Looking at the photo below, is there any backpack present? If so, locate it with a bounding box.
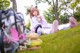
[4,9,26,40]
[4,9,24,34]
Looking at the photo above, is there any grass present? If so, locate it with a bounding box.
[19,22,80,53]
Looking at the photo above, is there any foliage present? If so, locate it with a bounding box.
[19,22,80,53]
[34,0,59,20]
[35,0,74,23]
[71,0,80,22]
[34,0,80,23]
[71,0,80,9]
[74,12,80,21]
[43,7,55,23]
[26,20,31,30]
[74,7,80,21]
[59,0,73,15]
[0,0,10,10]
[59,13,70,24]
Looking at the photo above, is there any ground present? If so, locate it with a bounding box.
[18,22,80,53]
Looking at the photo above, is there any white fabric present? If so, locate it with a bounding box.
[10,16,15,24]
[2,15,14,27]
[30,16,41,30]
[42,24,53,34]
[58,23,71,30]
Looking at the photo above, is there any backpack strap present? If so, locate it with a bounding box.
[16,12,24,23]
[13,11,18,31]
[13,11,22,35]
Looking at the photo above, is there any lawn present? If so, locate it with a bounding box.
[19,22,80,53]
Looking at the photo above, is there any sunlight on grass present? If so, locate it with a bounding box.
[19,22,80,53]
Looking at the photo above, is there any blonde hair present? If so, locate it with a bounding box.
[27,33,39,40]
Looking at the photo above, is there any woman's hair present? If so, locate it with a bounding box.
[30,7,39,18]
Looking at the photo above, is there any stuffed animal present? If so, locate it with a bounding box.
[27,33,43,50]
[18,33,43,51]
[27,33,39,40]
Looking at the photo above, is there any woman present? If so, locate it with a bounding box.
[29,7,58,34]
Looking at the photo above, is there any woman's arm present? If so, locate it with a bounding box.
[40,16,47,25]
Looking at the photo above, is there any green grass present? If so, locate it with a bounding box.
[19,22,80,53]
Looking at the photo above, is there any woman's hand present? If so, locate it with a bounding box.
[37,15,41,22]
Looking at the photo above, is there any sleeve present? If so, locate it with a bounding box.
[40,16,47,25]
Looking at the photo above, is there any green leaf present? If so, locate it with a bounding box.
[0,0,10,10]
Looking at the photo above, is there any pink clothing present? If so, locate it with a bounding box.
[10,27,19,43]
